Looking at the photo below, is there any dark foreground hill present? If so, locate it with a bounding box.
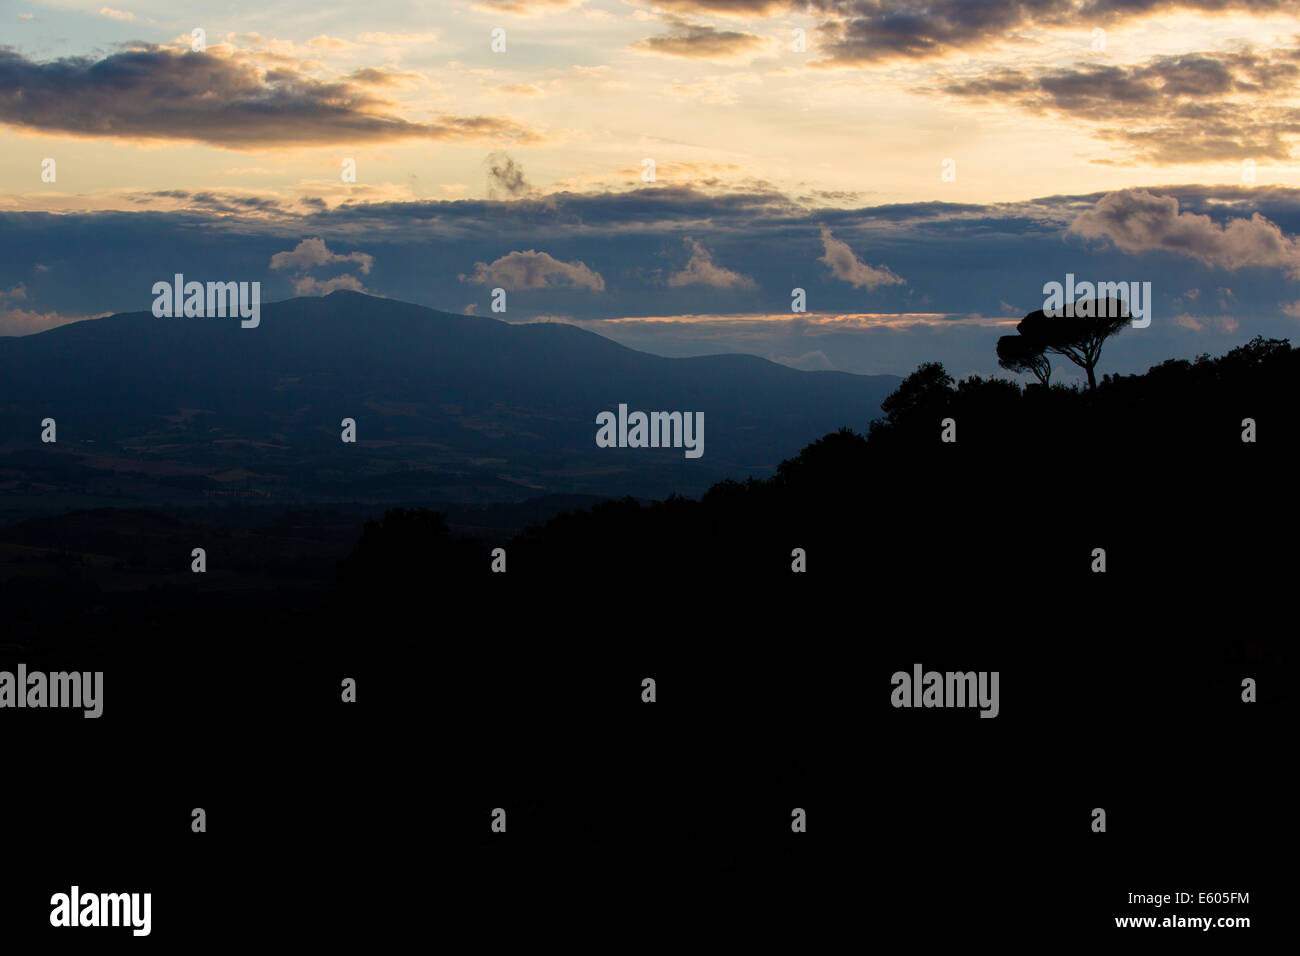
[9,334,1294,653]
[0,289,898,510]
[1,338,1287,942]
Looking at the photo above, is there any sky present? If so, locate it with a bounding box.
[3,0,1300,383]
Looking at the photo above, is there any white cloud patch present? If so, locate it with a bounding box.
[667,238,755,289]
[0,285,104,336]
[1172,312,1239,334]
[1070,190,1300,278]
[817,227,905,291]
[461,250,605,291]
[292,274,366,295]
[1,307,107,336]
[270,238,372,296]
[270,237,373,274]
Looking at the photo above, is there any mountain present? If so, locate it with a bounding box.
[0,290,899,508]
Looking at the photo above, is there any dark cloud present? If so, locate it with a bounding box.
[311,185,806,240]
[940,44,1300,163]
[636,18,767,59]
[299,182,1300,245]
[485,152,532,200]
[644,0,794,13]
[346,67,421,86]
[528,0,1298,66]
[469,0,585,11]
[129,190,295,214]
[0,46,540,148]
[808,0,1294,65]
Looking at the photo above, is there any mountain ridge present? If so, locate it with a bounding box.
[0,290,900,505]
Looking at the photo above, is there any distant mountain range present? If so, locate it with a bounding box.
[0,290,898,511]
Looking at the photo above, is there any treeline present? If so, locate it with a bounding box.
[339,335,1296,635]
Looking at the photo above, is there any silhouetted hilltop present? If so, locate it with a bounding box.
[338,336,1296,640]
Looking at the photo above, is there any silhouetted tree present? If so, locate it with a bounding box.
[1015,297,1129,391]
[1222,335,1291,368]
[879,361,954,424]
[996,334,1051,386]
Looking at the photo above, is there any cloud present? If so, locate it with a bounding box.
[939,44,1300,164]
[471,0,587,13]
[347,67,422,87]
[667,238,756,288]
[131,189,294,216]
[635,18,768,61]
[99,7,136,21]
[0,47,540,148]
[270,238,374,274]
[291,274,366,295]
[817,227,905,290]
[1172,312,1239,333]
[270,238,372,295]
[1070,190,1300,277]
[811,0,1296,66]
[461,250,606,290]
[1,307,107,336]
[641,0,791,14]
[486,153,532,200]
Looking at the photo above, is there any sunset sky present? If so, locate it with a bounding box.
[4,0,1300,381]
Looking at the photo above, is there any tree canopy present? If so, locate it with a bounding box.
[1013,297,1130,391]
[996,334,1051,386]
